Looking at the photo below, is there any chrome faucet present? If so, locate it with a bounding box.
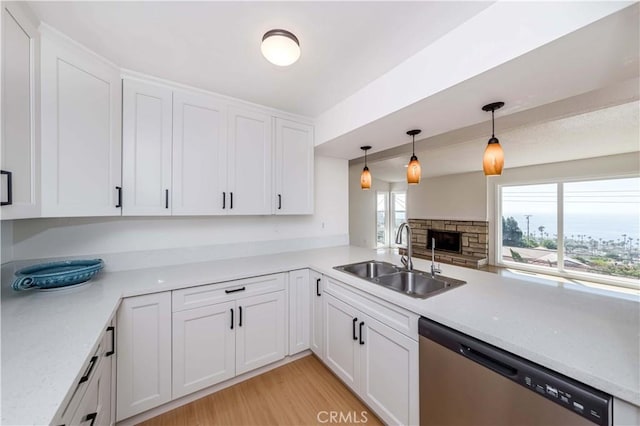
[395,222,413,271]
[430,237,442,278]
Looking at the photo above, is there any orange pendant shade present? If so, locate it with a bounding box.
[483,140,504,176]
[407,156,421,184]
[360,167,372,190]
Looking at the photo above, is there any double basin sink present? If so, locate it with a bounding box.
[334,260,466,299]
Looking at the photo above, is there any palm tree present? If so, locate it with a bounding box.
[538,226,545,242]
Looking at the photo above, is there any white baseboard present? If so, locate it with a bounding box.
[116,350,313,426]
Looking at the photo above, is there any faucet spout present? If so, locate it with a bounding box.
[395,222,413,271]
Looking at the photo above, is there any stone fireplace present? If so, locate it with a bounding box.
[406,219,489,268]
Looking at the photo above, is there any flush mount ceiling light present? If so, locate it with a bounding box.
[360,146,372,190]
[261,29,300,66]
[406,129,422,185]
[482,101,505,176]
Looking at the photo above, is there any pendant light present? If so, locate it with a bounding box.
[482,101,505,176]
[360,146,372,190]
[406,129,422,185]
[261,29,300,66]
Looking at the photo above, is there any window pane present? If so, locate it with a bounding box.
[391,192,406,246]
[376,192,388,247]
[501,184,558,269]
[564,177,640,280]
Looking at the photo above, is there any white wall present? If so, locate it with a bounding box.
[407,171,487,221]
[8,156,349,263]
[349,164,389,249]
[1,221,14,263]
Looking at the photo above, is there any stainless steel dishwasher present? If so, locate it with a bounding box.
[419,317,612,426]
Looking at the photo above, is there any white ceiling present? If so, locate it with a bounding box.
[26,1,492,117]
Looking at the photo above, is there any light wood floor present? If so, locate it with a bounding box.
[140,355,383,426]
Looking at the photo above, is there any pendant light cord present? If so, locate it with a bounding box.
[364,148,367,166]
[412,134,415,155]
[492,109,495,138]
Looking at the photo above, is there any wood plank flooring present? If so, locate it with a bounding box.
[140,355,383,426]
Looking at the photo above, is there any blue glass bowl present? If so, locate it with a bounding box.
[12,259,104,291]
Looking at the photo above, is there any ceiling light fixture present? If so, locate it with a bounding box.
[360,146,372,190]
[482,101,505,176]
[406,129,422,185]
[261,29,300,66]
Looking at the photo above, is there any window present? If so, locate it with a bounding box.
[499,177,639,288]
[376,192,389,248]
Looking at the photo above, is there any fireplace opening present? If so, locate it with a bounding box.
[426,230,462,254]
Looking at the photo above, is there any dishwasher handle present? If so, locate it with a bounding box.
[460,345,518,378]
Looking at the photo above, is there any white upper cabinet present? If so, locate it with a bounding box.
[274,118,314,215]
[227,107,272,215]
[40,28,122,217]
[122,79,173,215]
[1,4,40,219]
[172,90,227,215]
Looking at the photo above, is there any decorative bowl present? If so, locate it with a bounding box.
[12,259,104,291]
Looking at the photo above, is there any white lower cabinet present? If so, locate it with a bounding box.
[324,285,419,426]
[116,292,172,421]
[172,274,286,399]
[288,269,311,355]
[309,271,324,359]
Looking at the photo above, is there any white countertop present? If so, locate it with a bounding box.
[2,245,639,425]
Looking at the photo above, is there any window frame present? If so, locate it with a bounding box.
[494,174,639,291]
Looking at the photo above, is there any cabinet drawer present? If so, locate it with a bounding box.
[172,273,286,312]
[324,277,418,339]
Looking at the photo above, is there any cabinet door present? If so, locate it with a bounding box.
[116,292,172,421]
[324,293,360,391]
[288,269,310,355]
[1,4,39,219]
[309,271,324,359]
[40,30,121,217]
[235,291,286,375]
[122,79,172,215]
[69,357,111,426]
[172,301,236,399]
[274,118,314,215]
[172,90,227,215]
[359,314,419,426]
[227,107,272,215]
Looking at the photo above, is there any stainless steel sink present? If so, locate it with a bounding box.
[334,260,399,279]
[334,260,466,299]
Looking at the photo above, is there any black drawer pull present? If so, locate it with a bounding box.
[352,317,358,340]
[230,308,234,330]
[239,306,243,327]
[222,192,226,209]
[106,326,115,357]
[78,356,98,384]
[165,189,169,209]
[316,278,321,297]
[230,192,233,209]
[359,321,365,345]
[225,286,246,294]
[1,170,12,206]
[277,194,282,210]
[115,186,122,208]
[86,412,97,426]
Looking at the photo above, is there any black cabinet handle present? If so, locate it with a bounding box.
[230,308,234,330]
[225,286,246,294]
[223,192,226,209]
[359,321,365,345]
[115,186,122,208]
[1,170,12,206]
[316,278,321,297]
[230,192,233,209]
[78,356,98,384]
[278,194,282,210]
[352,317,358,340]
[85,412,97,426]
[239,306,242,327]
[106,326,115,357]
[165,189,169,209]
